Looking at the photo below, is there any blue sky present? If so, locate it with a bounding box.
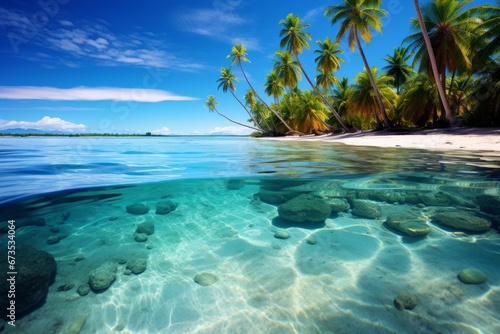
[0,0,494,135]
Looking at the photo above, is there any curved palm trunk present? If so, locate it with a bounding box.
[355,33,393,129]
[213,108,260,132]
[230,90,266,133]
[238,64,295,133]
[294,53,352,133]
[413,0,459,127]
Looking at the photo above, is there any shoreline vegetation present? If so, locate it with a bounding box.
[207,1,500,136]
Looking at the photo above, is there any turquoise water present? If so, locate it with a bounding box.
[0,136,499,334]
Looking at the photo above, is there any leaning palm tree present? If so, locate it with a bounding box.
[227,43,294,132]
[406,0,480,127]
[204,95,260,131]
[279,13,351,132]
[348,67,398,130]
[382,47,414,94]
[325,0,393,129]
[217,67,265,133]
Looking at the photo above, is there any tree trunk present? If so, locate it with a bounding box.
[239,64,295,133]
[355,33,393,129]
[295,52,352,133]
[214,108,260,131]
[413,0,460,127]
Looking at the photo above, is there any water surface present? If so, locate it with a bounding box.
[0,136,499,334]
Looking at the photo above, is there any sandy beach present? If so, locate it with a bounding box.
[261,127,500,152]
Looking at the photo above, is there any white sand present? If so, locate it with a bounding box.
[261,128,500,152]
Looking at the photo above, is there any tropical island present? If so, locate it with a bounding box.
[206,0,499,138]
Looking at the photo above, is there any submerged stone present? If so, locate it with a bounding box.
[258,188,301,204]
[134,232,148,242]
[274,230,290,239]
[155,200,178,215]
[433,210,491,232]
[278,194,331,224]
[394,293,418,310]
[126,258,148,275]
[349,199,382,219]
[305,236,317,245]
[0,246,56,314]
[194,272,219,286]
[136,221,155,235]
[65,315,86,334]
[385,214,430,236]
[458,268,487,284]
[476,195,500,215]
[126,203,150,215]
[88,262,117,291]
[325,198,350,213]
[77,284,90,296]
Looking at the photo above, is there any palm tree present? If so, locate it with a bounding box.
[279,13,351,132]
[272,50,302,93]
[383,47,414,93]
[399,73,439,127]
[333,77,351,117]
[407,0,481,127]
[325,0,393,129]
[348,67,397,129]
[285,90,330,134]
[314,37,343,102]
[473,2,500,63]
[204,95,260,131]
[227,43,294,132]
[264,69,285,105]
[217,67,265,133]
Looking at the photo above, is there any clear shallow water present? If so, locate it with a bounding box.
[0,136,499,334]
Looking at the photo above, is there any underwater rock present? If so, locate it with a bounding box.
[476,195,500,215]
[419,191,475,208]
[305,236,317,245]
[108,216,118,221]
[126,203,150,215]
[394,293,418,310]
[433,210,491,232]
[274,230,290,239]
[156,200,178,215]
[65,315,86,334]
[385,213,430,237]
[325,198,350,213]
[50,226,60,233]
[75,255,86,262]
[77,284,90,296]
[126,258,148,275]
[358,190,406,204]
[278,194,331,224]
[257,188,302,204]
[136,221,155,235]
[194,272,219,286]
[134,232,148,242]
[57,283,74,292]
[0,246,56,314]
[47,235,61,245]
[88,262,117,291]
[349,199,382,219]
[458,268,487,284]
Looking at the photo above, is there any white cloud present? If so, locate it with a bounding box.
[153,127,171,135]
[177,0,261,50]
[0,8,206,71]
[0,116,86,132]
[0,86,199,102]
[303,7,325,23]
[209,126,253,135]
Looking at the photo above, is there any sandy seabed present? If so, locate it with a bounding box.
[261,127,500,152]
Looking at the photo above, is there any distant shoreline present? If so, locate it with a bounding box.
[259,127,500,152]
